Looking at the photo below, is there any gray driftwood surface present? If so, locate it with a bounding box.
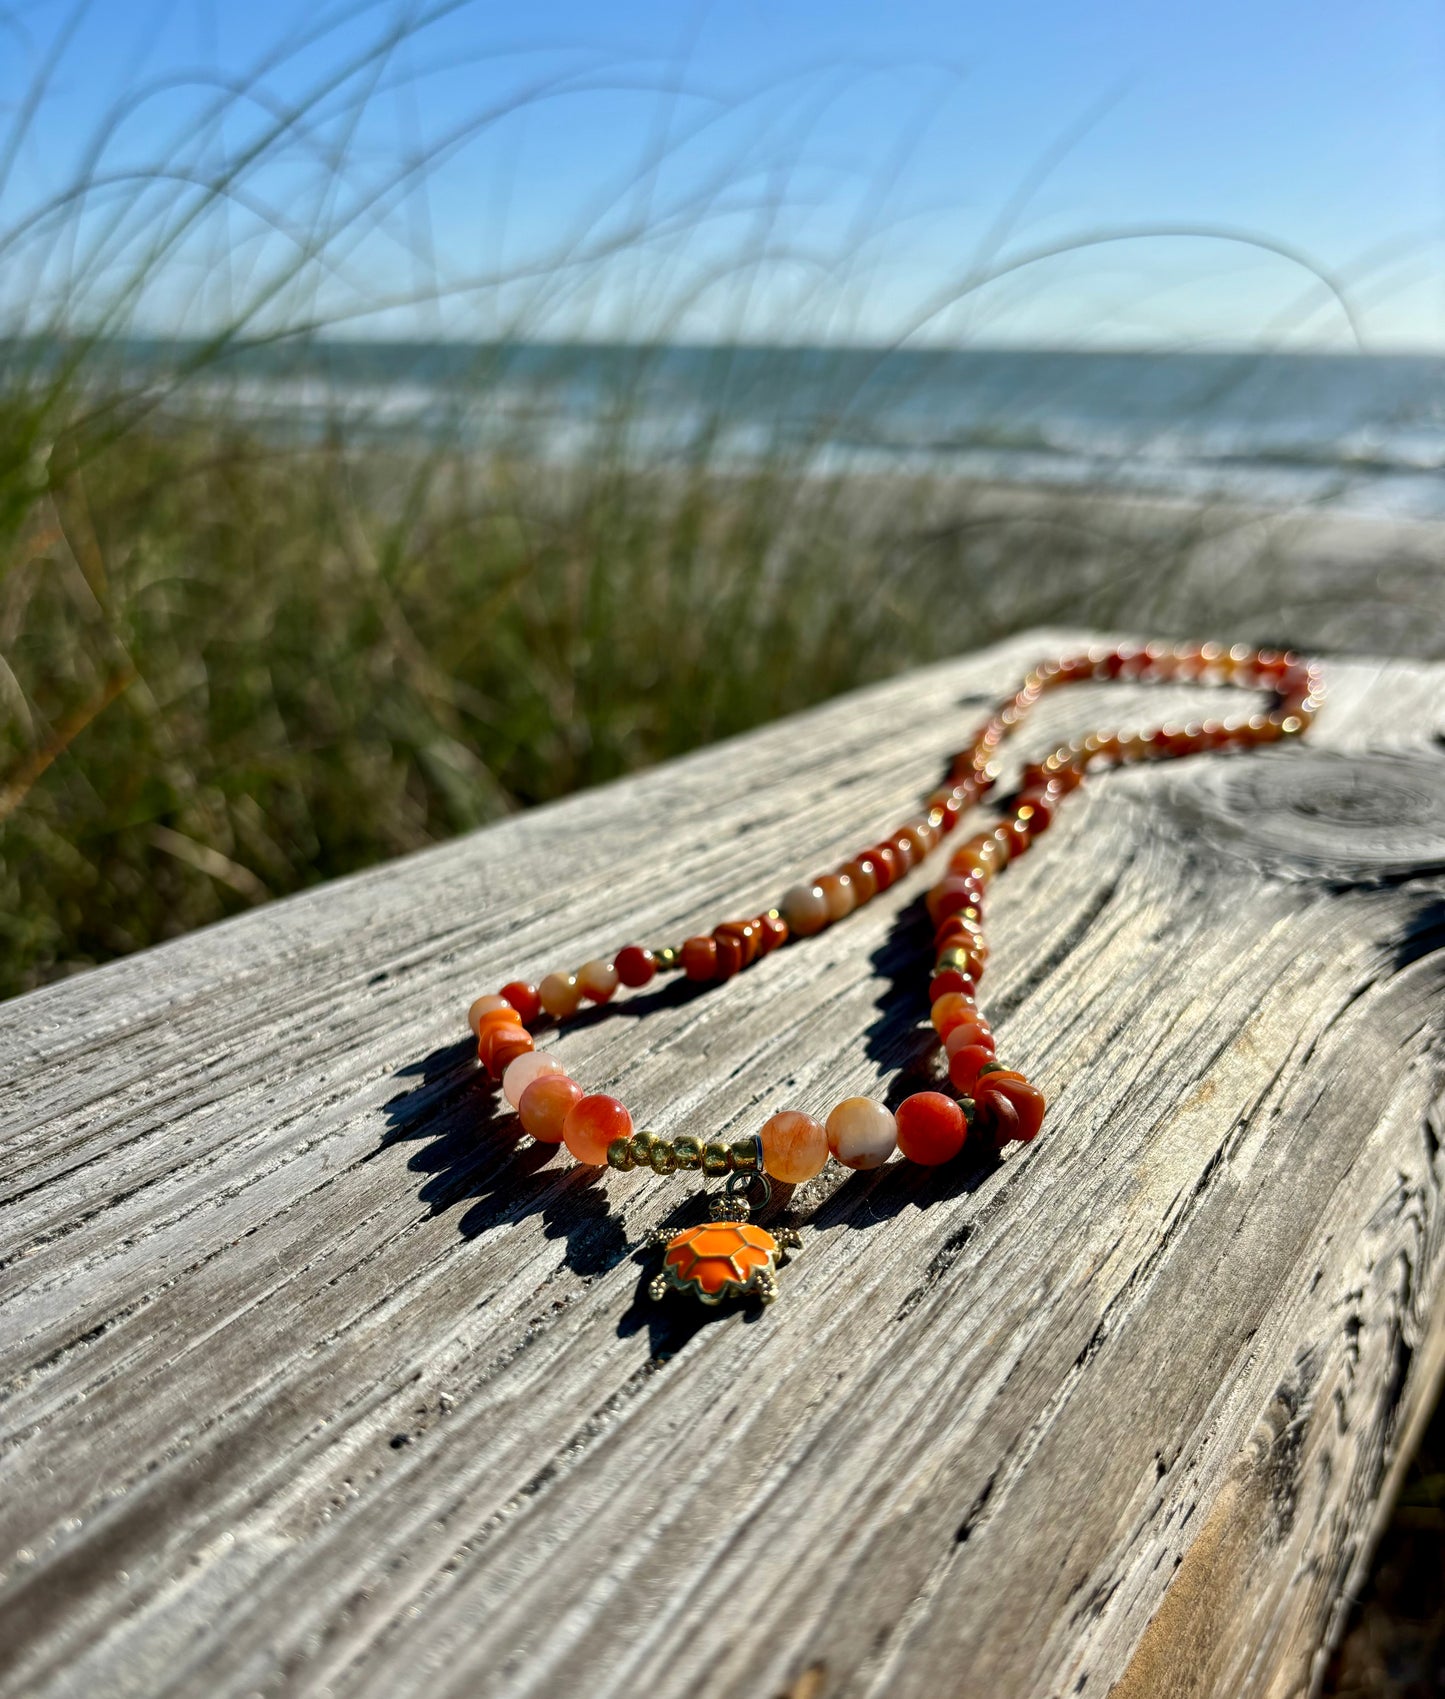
[2,628,1444,1699]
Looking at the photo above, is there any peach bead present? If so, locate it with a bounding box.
[539,972,584,1018]
[577,959,619,1003]
[563,1093,633,1165]
[468,994,511,1035]
[825,1096,897,1169]
[818,873,856,923]
[518,1073,583,1142]
[759,1110,830,1184]
[502,1049,566,1108]
[781,882,830,937]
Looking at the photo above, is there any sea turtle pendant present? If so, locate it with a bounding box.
[648,1196,802,1306]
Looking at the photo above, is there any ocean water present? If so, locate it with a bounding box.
[32,339,1445,519]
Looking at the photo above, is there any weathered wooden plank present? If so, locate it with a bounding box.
[1,630,1442,1699]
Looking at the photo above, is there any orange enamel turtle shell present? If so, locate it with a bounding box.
[659,1221,778,1303]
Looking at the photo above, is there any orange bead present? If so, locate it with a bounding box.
[841,858,878,902]
[947,1043,996,1094]
[562,1093,633,1165]
[757,911,789,951]
[818,873,856,923]
[759,1109,830,1184]
[484,1026,533,1077]
[975,1071,1047,1144]
[895,1092,967,1165]
[476,1007,527,1050]
[498,981,541,1025]
[519,1073,583,1142]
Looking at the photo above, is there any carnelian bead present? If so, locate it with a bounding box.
[870,844,901,888]
[757,912,789,951]
[888,831,915,872]
[895,1092,967,1165]
[975,1071,1046,1144]
[818,873,856,923]
[759,1109,830,1184]
[927,876,983,924]
[717,920,761,965]
[499,981,541,1025]
[562,1093,633,1165]
[931,993,980,1039]
[944,1020,994,1056]
[682,936,718,981]
[841,858,878,903]
[854,849,891,893]
[614,945,656,988]
[476,1006,527,1045]
[714,930,744,979]
[485,1026,533,1077]
[947,1043,996,1094]
[929,968,977,1002]
[519,1073,583,1142]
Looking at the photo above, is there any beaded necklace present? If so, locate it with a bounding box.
[465,641,1323,1306]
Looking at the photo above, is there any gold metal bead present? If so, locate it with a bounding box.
[606,1138,636,1171]
[702,1140,731,1176]
[938,947,969,971]
[628,1129,658,1165]
[729,1137,759,1173]
[649,1139,677,1175]
[653,945,681,972]
[673,1134,703,1171]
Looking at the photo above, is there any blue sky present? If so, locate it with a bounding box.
[2,0,1442,347]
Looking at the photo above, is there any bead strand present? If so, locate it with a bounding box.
[463,642,1322,1185]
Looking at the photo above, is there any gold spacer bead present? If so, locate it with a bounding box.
[938,947,969,972]
[673,1134,703,1171]
[648,1139,677,1175]
[729,1137,759,1173]
[606,1138,636,1171]
[702,1140,732,1176]
[653,945,681,972]
[628,1129,658,1165]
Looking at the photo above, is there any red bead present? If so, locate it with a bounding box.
[947,1043,996,1094]
[713,930,744,979]
[614,945,655,988]
[929,968,977,1002]
[499,981,541,1026]
[681,936,718,981]
[757,912,789,952]
[895,1092,968,1165]
[975,1070,1046,1144]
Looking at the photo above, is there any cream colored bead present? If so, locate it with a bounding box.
[826,1096,897,1170]
[781,882,830,937]
[501,1050,566,1109]
[577,959,619,1003]
[538,971,584,1018]
[468,994,512,1035]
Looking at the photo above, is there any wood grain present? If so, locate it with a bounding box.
[1,630,1443,1699]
